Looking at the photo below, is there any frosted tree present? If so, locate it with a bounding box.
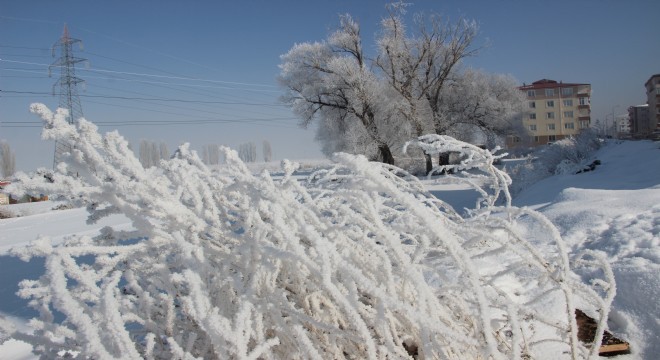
[238,142,257,163]
[209,144,221,165]
[139,140,169,168]
[150,142,160,167]
[281,3,524,173]
[138,139,152,167]
[375,3,478,172]
[201,144,210,165]
[279,15,396,164]
[0,140,16,178]
[262,140,272,162]
[1,104,616,359]
[159,142,169,162]
[440,69,526,148]
[202,144,222,165]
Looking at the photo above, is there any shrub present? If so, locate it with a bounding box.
[1,105,614,359]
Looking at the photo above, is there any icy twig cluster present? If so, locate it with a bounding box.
[1,105,614,359]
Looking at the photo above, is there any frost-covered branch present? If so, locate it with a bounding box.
[3,105,613,359]
[404,134,512,208]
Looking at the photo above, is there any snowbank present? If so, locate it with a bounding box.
[514,139,660,358]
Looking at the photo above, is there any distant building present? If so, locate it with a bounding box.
[644,74,660,135]
[508,79,591,147]
[0,181,10,205]
[614,114,630,137]
[628,104,650,138]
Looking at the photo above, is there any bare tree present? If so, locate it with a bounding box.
[0,141,16,178]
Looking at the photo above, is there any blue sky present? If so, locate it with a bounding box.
[1,0,659,172]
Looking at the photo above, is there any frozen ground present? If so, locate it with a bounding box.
[0,139,658,358]
[512,139,660,359]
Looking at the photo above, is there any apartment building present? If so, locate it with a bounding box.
[628,104,650,137]
[644,74,660,135]
[508,79,591,147]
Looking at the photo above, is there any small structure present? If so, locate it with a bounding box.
[0,181,48,204]
[0,181,10,205]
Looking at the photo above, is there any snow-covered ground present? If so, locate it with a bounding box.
[512,140,660,358]
[0,139,658,358]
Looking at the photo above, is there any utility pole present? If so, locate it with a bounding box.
[49,24,86,169]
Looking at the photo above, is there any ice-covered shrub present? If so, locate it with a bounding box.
[0,207,15,219]
[509,129,602,196]
[1,105,615,359]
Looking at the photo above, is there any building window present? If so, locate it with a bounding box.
[529,124,537,131]
[512,136,521,143]
[561,87,573,96]
[545,88,555,96]
[547,123,556,130]
[527,90,536,97]
[529,113,536,120]
[563,111,574,118]
[547,112,555,119]
[563,99,573,107]
[579,120,589,128]
[546,100,555,107]
[564,122,575,129]
[548,135,557,142]
[534,136,539,142]
[529,101,536,108]
[579,97,589,106]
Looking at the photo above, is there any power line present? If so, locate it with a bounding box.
[1,90,286,106]
[0,44,51,51]
[1,115,299,128]
[0,15,59,25]
[0,53,51,58]
[0,59,279,91]
[0,68,275,105]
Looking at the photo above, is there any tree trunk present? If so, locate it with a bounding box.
[438,152,452,175]
[425,153,433,175]
[378,143,395,165]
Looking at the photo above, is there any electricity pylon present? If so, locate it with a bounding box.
[49,24,86,169]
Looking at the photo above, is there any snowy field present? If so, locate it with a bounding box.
[0,139,658,358]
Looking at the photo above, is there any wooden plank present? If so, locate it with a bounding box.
[599,342,630,355]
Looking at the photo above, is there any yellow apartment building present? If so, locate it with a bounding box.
[509,79,592,147]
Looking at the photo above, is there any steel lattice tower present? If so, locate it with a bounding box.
[49,24,86,169]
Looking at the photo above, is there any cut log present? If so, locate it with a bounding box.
[575,309,630,357]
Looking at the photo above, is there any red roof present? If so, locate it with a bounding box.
[519,79,589,90]
[0,181,10,188]
[645,74,660,87]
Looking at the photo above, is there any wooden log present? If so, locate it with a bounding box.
[575,309,631,356]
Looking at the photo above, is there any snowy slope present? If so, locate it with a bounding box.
[513,140,660,359]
